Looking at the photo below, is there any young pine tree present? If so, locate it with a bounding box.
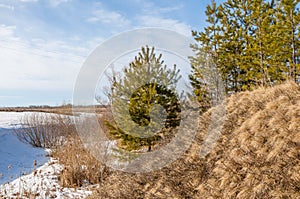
[106,46,181,152]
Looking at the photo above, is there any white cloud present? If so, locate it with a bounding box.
[125,1,190,36]
[155,5,183,14]
[49,0,72,7]
[0,24,89,91]
[132,0,183,15]
[138,16,191,37]
[0,25,16,37]
[18,0,38,2]
[0,0,196,106]
[0,4,14,10]
[87,9,130,27]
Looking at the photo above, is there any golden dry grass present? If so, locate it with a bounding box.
[52,136,111,188]
[88,81,300,199]
[13,111,111,189]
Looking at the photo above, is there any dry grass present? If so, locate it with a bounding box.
[52,136,110,188]
[88,81,300,198]
[13,111,111,190]
[192,81,300,198]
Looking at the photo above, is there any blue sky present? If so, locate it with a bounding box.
[0,0,224,107]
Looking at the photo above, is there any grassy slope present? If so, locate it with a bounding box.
[88,81,300,199]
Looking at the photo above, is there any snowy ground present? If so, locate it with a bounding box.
[0,112,48,185]
[0,157,96,199]
[0,112,96,199]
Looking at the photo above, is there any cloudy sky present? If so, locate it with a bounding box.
[0,0,223,107]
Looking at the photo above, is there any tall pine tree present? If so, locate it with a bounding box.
[190,0,300,98]
[190,0,223,105]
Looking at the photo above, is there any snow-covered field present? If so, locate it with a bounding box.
[0,112,95,199]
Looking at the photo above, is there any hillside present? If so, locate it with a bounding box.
[88,81,300,198]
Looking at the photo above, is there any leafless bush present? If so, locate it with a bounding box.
[14,113,76,148]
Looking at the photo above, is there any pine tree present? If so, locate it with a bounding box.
[190,0,223,104]
[218,0,246,91]
[191,0,300,96]
[189,52,212,111]
[246,0,274,86]
[275,0,300,81]
[106,46,181,151]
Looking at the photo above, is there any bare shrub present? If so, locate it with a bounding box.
[14,113,76,148]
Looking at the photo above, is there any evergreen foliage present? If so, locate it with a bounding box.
[105,46,181,151]
[190,0,300,99]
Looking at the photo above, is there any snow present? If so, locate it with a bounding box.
[0,112,48,185]
[0,112,96,199]
[0,157,95,199]
[0,111,31,128]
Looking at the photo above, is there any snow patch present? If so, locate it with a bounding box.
[0,158,96,199]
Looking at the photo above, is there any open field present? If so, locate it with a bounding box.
[0,105,107,115]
